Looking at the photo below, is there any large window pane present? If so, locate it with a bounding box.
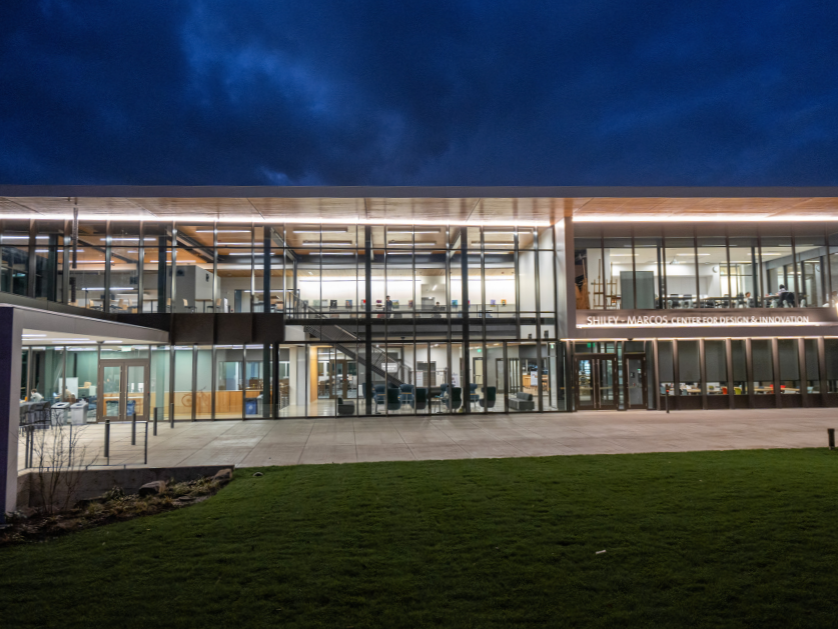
[804,339,820,394]
[663,233,697,309]
[173,346,194,420]
[678,340,700,395]
[761,236,796,308]
[705,340,727,394]
[778,339,800,394]
[696,236,728,308]
[793,227,827,308]
[215,346,243,418]
[731,340,748,395]
[752,339,774,394]
[728,237,760,307]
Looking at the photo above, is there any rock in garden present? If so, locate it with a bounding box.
[212,468,233,484]
[138,481,167,497]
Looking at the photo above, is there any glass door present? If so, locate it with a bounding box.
[574,354,618,410]
[576,358,594,409]
[624,354,647,409]
[101,364,122,420]
[97,360,149,422]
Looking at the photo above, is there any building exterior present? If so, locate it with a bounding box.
[4,185,838,508]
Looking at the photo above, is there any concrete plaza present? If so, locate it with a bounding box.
[18,408,838,471]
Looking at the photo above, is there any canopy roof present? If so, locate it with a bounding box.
[2,186,838,223]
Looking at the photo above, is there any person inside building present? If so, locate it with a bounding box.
[30,389,44,402]
[778,284,796,307]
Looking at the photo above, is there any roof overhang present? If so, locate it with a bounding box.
[2,186,838,224]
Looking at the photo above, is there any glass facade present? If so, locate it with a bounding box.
[10,214,838,419]
[576,223,838,310]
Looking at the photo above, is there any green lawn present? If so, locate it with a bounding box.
[4,449,838,628]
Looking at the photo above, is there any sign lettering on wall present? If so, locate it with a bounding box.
[579,313,815,328]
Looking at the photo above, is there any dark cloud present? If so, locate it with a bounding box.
[1,0,837,185]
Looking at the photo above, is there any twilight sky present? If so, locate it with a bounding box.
[1,1,837,186]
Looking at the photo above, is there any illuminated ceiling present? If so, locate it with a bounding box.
[2,186,838,223]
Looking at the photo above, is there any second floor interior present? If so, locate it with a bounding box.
[5,188,838,337]
[575,222,838,311]
[0,220,559,330]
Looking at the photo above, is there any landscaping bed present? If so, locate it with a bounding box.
[1,469,232,546]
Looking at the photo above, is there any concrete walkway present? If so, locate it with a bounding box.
[18,408,838,470]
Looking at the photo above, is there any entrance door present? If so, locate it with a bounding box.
[624,354,647,409]
[97,360,149,422]
[574,354,617,410]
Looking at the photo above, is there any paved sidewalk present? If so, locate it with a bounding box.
[18,408,838,470]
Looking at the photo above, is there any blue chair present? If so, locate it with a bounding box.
[399,384,415,407]
[372,384,387,411]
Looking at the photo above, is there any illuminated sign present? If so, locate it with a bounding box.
[578,312,821,328]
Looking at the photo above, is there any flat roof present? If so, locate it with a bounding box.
[2,186,838,223]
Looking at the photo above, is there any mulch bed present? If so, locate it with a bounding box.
[1,475,228,546]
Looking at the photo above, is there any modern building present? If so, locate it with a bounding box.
[4,185,838,508]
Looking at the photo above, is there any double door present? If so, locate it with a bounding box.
[575,354,617,410]
[574,353,648,410]
[97,359,149,422]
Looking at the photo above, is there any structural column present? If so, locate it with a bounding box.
[0,307,23,515]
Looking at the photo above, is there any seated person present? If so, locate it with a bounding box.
[29,389,44,402]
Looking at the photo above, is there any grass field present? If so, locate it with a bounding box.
[4,449,838,628]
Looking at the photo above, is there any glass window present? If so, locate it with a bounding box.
[603,236,632,309]
[279,344,306,417]
[245,345,268,418]
[778,339,801,394]
[632,227,663,309]
[752,339,774,394]
[215,346,243,418]
[1,221,31,296]
[825,339,838,393]
[663,232,697,309]
[695,236,728,308]
[704,340,727,395]
[574,227,602,310]
[727,237,761,307]
[678,340,700,396]
[793,227,827,308]
[804,339,820,394]
[761,235,796,308]
[659,340,675,395]
[150,345,170,423]
[141,225,171,313]
[173,346,194,420]
[731,340,747,395]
